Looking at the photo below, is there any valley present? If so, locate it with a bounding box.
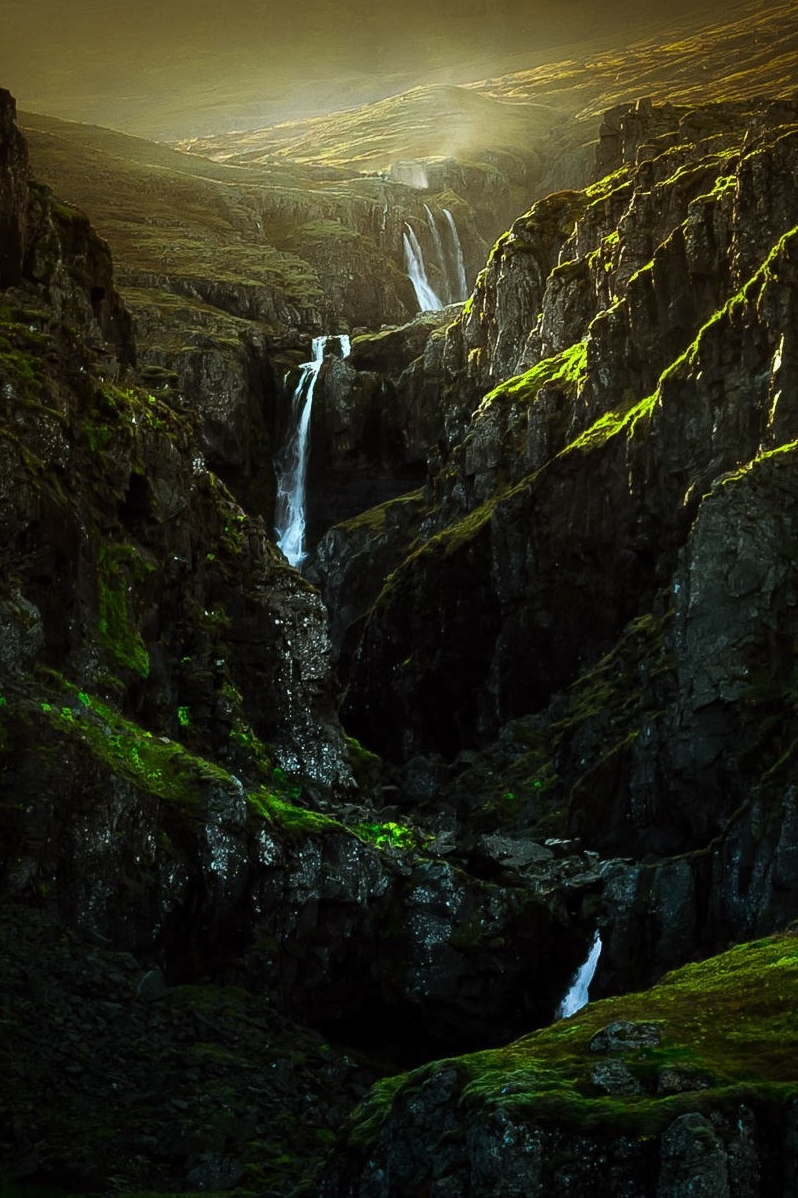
[2,1,798,1194]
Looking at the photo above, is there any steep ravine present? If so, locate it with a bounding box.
[3,73,798,1198]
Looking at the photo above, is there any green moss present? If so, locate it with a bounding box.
[248,786,344,837]
[565,392,658,454]
[477,341,588,415]
[97,542,152,678]
[336,488,425,537]
[354,819,422,853]
[358,932,798,1148]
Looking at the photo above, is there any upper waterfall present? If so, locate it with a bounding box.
[403,223,443,311]
[404,208,469,312]
[443,208,468,302]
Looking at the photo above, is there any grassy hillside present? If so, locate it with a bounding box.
[180,0,797,182]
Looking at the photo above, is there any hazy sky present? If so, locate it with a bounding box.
[0,0,738,139]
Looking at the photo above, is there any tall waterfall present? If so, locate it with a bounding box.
[403,223,442,311]
[557,931,603,1019]
[424,204,450,303]
[274,333,351,567]
[443,208,468,302]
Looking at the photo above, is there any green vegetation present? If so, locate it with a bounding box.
[352,932,798,1148]
[354,819,423,853]
[97,542,152,678]
[477,341,587,415]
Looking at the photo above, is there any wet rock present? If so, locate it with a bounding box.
[589,1021,662,1053]
[136,968,168,1002]
[590,1060,643,1095]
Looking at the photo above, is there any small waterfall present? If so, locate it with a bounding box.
[424,204,450,304]
[443,208,468,301]
[557,931,603,1019]
[403,223,442,312]
[274,334,351,567]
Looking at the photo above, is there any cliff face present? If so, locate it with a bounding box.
[341,96,798,779]
[312,95,798,1198]
[0,90,613,1194]
[308,96,798,1019]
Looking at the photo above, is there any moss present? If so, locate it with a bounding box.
[97,542,152,679]
[335,488,425,537]
[476,341,588,415]
[344,733,382,787]
[33,683,234,810]
[353,819,424,854]
[565,392,658,455]
[248,786,344,837]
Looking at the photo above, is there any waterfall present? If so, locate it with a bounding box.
[557,931,603,1019]
[443,208,468,301]
[424,204,450,304]
[403,223,442,311]
[274,334,351,567]
[404,210,469,311]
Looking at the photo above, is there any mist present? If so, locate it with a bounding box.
[1,0,740,139]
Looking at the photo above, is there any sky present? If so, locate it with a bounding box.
[0,0,737,140]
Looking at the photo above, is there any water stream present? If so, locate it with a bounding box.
[404,208,468,311]
[403,222,443,311]
[557,930,603,1019]
[274,333,351,567]
[443,208,468,301]
[424,204,450,304]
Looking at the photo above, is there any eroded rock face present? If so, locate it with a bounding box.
[342,100,798,769]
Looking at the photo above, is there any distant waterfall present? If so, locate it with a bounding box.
[274,333,351,567]
[424,204,450,303]
[403,223,442,311]
[443,208,468,301]
[404,208,469,312]
[557,931,603,1019]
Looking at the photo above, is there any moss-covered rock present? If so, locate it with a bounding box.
[322,932,798,1197]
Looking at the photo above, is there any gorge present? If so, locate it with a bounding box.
[2,1,798,1195]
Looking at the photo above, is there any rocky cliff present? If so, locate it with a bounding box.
[308,94,798,1189]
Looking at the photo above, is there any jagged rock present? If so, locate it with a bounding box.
[185,1154,244,1191]
[0,88,28,286]
[656,1110,760,1198]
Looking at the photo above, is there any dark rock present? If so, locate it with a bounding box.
[136,968,168,1002]
[590,1060,643,1095]
[589,1021,662,1054]
[185,1153,244,1190]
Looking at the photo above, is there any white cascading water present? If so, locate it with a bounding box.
[403,223,442,311]
[557,930,603,1019]
[443,207,468,302]
[274,333,351,567]
[424,204,450,304]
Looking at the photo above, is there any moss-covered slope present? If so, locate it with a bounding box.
[322,931,798,1197]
